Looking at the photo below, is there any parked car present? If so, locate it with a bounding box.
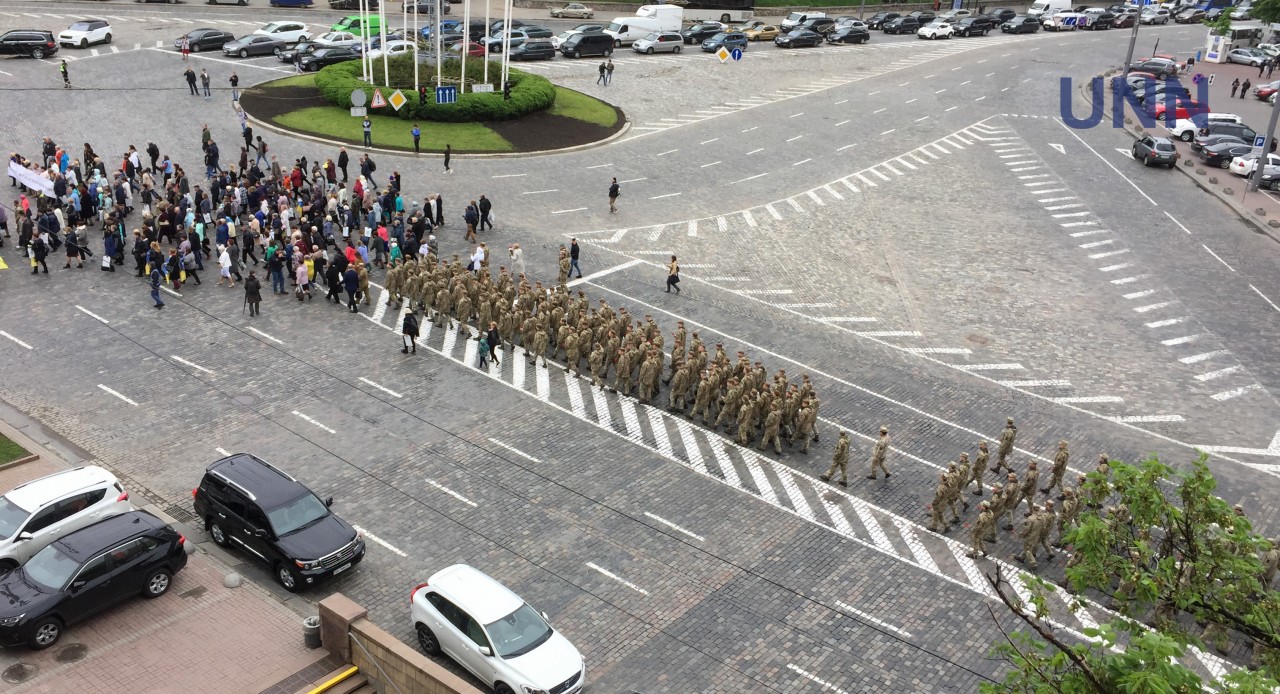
[484,27,552,52]
[58,19,111,48]
[826,24,870,43]
[1167,112,1242,141]
[833,15,867,25]
[412,0,451,13]
[1227,47,1268,67]
[800,17,837,34]
[1193,122,1265,154]
[1150,97,1205,120]
[411,564,585,694]
[0,466,131,572]
[743,24,780,41]
[331,14,382,37]
[560,31,612,57]
[353,32,403,54]
[1231,2,1253,19]
[939,8,973,20]
[489,19,526,33]
[1128,58,1178,76]
[330,0,377,9]
[1132,134,1180,167]
[268,0,314,6]
[1255,80,1280,100]
[1080,8,1115,28]
[1230,152,1280,177]
[1140,7,1171,23]
[0,30,58,59]
[254,21,309,45]
[313,31,360,48]
[1198,141,1254,168]
[680,22,725,44]
[508,39,554,60]
[701,31,747,52]
[0,511,186,650]
[173,28,234,53]
[954,16,995,35]
[551,3,593,19]
[882,16,921,33]
[908,10,938,23]
[366,39,416,60]
[774,29,823,47]
[191,453,365,591]
[446,39,485,57]
[1174,7,1205,22]
[571,23,605,33]
[917,20,954,39]
[278,40,318,62]
[865,12,901,29]
[1113,12,1137,27]
[1001,15,1041,32]
[986,7,1019,22]
[223,34,284,57]
[632,30,683,53]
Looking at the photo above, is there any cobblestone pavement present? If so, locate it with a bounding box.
[0,3,1277,691]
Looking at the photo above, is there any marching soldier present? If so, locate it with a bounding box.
[996,473,1019,530]
[927,472,950,533]
[588,342,605,387]
[942,462,964,525]
[689,371,715,423]
[1011,461,1038,518]
[995,417,1017,475]
[967,501,995,558]
[564,331,581,376]
[1052,488,1080,548]
[867,426,891,480]
[1042,440,1069,497]
[791,399,815,454]
[821,431,851,487]
[735,400,755,448]
[970,441,990,496]
[668,365,693,413]
[530,325,549,368]
[758,404,783,455]
[638,352,660,404]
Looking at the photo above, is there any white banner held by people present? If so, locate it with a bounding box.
[8,161,54,197]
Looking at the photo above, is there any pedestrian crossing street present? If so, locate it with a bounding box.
[349,283,1228,681]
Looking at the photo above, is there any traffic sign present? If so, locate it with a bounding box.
[1257,135,1268,148]
[1209,73,1216,85]
[436,86,458,104]
[471,83,494,93]
[388,89,407,111]
[715,46,730,63]
[350,107,367,117]
[730,47,743,61]
[350,89,367,107]
[370,88,387,108]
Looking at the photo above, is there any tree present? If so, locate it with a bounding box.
[1203,12,1232,37]
[981,455,1280,692]
[1250,0,1280,26]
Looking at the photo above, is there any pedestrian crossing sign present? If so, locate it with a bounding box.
[370,88,387,108]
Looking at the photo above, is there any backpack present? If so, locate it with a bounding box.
[367,158,376,173]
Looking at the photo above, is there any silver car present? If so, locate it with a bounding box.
[632,30,683,54]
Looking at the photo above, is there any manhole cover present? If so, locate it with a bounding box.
[3,663,37,684]
[233,394,258,406]
[55,643,87,663]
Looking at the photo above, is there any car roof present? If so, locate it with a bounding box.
[428,564,524,624]
[205,453,306,509]
[53,510,164,562]
[6,465,117,513]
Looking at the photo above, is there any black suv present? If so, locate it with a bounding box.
[1001,15,1041,33]
[986,7,1018,22]
[882,16,921,33]
[866,11,901,29]
[908,10,937,23]
[192,453,365,592]
[0,511,187,650]
[800,17,837,34]
[953,16,995,36]
[0,30,58,59]
[681,23,724,44]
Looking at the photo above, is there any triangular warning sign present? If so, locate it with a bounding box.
[370,88,387,108]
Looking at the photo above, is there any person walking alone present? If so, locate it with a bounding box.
[569,238,582,278]
[229,71,239,101]
[60,60,69,89]
[200,69,212,100]
[362,117,372,147]
[443,144,452,174]
[149,262,164,309]
[608,177,620,213]
[478,194,492,231]
[410,124,421,155]
[244,270,262,316]
[402,311,419,353]
[665,254,680,294]
[180,35,190,60]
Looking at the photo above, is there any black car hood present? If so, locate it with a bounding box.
[275,513,356,561]
[0,569,56,619]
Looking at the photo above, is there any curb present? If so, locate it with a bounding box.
[243,93,633,160]
[1076,74,1280,245]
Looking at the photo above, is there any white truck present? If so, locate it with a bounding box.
[605,4,683,46]
[1027,0,1072,17]
[781,11,826,30]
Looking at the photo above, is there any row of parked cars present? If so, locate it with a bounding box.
[0,454,585,694]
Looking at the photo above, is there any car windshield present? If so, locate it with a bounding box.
[1155,143,1176,152]
[486,603,554,658]
[927,19,948,26]
[641,32,659,41]
[24,543,79,591]
[0,497,28,540]
[267,493,330,536]
[786,12,804,20]
[709,32,728,40]
[68,22,95,31]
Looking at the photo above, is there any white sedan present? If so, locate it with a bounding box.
[1140,8,1171,23]
[253,21,310,45]
[938,8,972,20]
[917,20,954,39]
[366,39,415,59]
[1230,153,1280,177]
[313,31,359,48]
[551,3,593,19]
[58,19,112,48]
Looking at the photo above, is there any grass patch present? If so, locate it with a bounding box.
[549,87,618,128]
[272,107,513,152]
[268,74,318,88]
[0,434,29,466]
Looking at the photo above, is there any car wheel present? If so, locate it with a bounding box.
[207,519,231,547]
[28,617,62,650]
[80,38,88,48]
[240,48,249,58]
[239,0,247,4]
[191,43,201,53]
[1221,160,1231,169]
[586,13,592,18]
[674,45,682,53]
[416,624,441,654]
[308,63,319,71]
[1143,156,1152,166]
[104,33,112,44]
[0,559,17,573]
[1132,148,1140,160]
[572,49,580,57]
[142,569,172,598]
[605,48,612,56]
[646,47,653,54]
[551,11,558,17]
[614,39,621,47]
[1180,131,1194,142]
[494,685,516,694]
[31,48,44,59]
[274,46,283,56]
[720,13,731,23]
[276,563,303,592]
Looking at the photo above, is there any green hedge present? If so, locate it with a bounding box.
[314,55,556,123]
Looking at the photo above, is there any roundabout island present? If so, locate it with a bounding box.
[239,55,626,154]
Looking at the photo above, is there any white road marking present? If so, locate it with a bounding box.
[998,380,1071,387]
[835,120,851,127]
[700,161,721,168]
[488,437,543,463]
[1251,284,1280,312]
[1111,276,1146,286]
[915,116,930,122]
[1133,301,1174,313]
[358,377,403,398]
[1123,289,1158,300]
[855,331,921,338]
[171,355,212,374]
[1079,239,1114,249]
[1052,396,1124,404]
[1212,384,1262,401]
[425,479,478,507]
[835,600,913,638]
[793,158,812,166]
[352,525,410,556]
[1108,415,1184,423]
[880,128,896,135]
[584,164,610,170]
[819,317,878,323]
[1099,263,1132,272]
[743,456,780,505]
[1145,317,1184,327]
[1180,350,1228,364]
[215,447,231,457]
[904,347,971,354]
[0,331,33,350]
[644,511,705,542]
[1160,335,1200,346]
[766,204,783,220]
[787,664,850,694]
[521,189,559,195]
[1195,365,1243,381]
[144,47,289,72]
[738,289,794,295]
[247,326,283,344]
[730,173,768,185]
[567,259,644,287]
[1057,118,1157,206]
[1201,244,1236,271]
[292,410,336,434]
[160,286,182,298]
[700,137,719,145]
[657,149,678,156]
[552,207,588,214]
[1163,211,1192,234]
[585,562,649,595]
[650,192,681,200]
[1071,229,1109,237]
[98,384,138,407]
[76,305,109,324]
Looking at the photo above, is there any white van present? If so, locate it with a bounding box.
[1043,10,1085,29]
[781,11,827,30]
[1027,0,1072,17]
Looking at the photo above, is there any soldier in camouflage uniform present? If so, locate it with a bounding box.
[970,441,990,496]
[968,501,995,558]
[867,426,891,480]
[821,431,851,487]
[1042,440,1069,497]
[791,400,814,454]
[927,472,950,533]
[758,403,783,455]
[1010,461,1039,518]
[689,372,716,424]
[736,400,755,448]
[713,378,742,432]
[613,348,634,395]
[563,332,581,376]
[996,472,1019,530]
[530,325,549,368]
[668,366,693,413]
[433,286,453,329]
[941,462,964,524]
[588,343,606,387]
[1053,487,1080,548]
[994,417,1017,475]
[638,352,660,404]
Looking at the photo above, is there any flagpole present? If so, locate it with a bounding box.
[380,0,389,86]
[484,0,491,83]
[434,0,442,89]
[461,0,470,94]
[413,2,420,93]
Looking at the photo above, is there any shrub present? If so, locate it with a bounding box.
[313,55,555,122]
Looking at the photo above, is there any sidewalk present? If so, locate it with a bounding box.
[0,404,332,694]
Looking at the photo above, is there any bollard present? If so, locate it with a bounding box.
[303,615,322,649]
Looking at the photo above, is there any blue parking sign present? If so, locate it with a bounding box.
[436,86,458,104]
[1256,135,1268,148]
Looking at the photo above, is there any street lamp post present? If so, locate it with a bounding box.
[1249,89,1280,192]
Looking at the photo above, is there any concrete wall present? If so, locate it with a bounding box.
[509,0,1001,19]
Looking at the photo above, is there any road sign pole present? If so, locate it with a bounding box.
[502,0,512,85]
[380,0,389,86]
[859,0,866,19]
[435,0,442,89]
[484,0,491,83]
[413,2,419,93]
[461,0,469,94]
[1121,10,1142,83]
[1249,90,1280,192]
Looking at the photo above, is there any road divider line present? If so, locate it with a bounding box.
[1145,317,1184,327]
[650,192,681,200]
[1052,395,1124,404]
[171,355,212,374]
[552,207,588,214]
[1201,244,1236,271]
[215,447,231,457]
[358,377,404,398]
[958,363,1025,371]
[1194,365,1242,382]
[521,189,559,195]
[76,305,109,324]
[0,331,32,350]
[787,664,851,694]
[292,410,335,434]
[997,379,1071,387]
[352,525,410,556]
[488,437,543,463]
[247,326,283,344]
[1251,284,1280,312]
[98,384,139,406]
[585,562,649,595]
[643,512,705,542]
[730,172,768,185]
[1179,350,1228,364]
[1211,384,1262,401]
[425,479,478,508]
[1107,415,1184,423]
[492,173,527,178]
[568,259,644,287]
[834,599,914,638]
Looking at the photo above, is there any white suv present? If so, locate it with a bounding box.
[411,564,584,694]
[0,465,131,571]
[1167,113,1243,142]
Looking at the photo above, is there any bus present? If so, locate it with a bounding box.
[664,0,754,24]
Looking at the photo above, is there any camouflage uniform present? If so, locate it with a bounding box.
[927,472,950,533]
[1042,441,1069,497]
[821,431,851,486]
[588,344,605,387]
[995,417,1017,474]
[968,502,995,558]
[970,442,990,496]
[867,426,890,480]
[758,405,782,454]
